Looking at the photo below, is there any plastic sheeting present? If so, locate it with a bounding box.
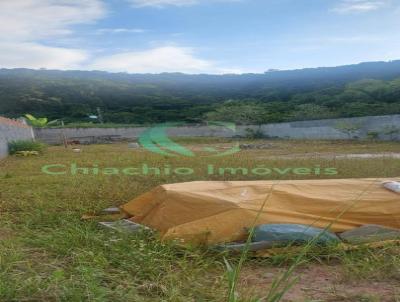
[121,179,400,245]
[253,224,339,245]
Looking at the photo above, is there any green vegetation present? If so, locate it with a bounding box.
[7,140,46,155]
[24,114,58,128]
[1,61,400,125]
[1,140,400,301]
[334,121,363,139]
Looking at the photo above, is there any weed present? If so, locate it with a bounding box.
[8,140,46,155]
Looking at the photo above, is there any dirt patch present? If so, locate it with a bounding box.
[240,264,399,301]
[0,228,14,241]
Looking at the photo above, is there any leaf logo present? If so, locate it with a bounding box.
[138,122,240,157]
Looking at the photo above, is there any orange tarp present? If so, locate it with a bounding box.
[121,179,400,245]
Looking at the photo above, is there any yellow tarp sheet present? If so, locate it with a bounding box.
[121,179,400,245]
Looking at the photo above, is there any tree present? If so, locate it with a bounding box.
[366,131,380,141]
[290,104,334,121]
[1,65,400,125]
[205,102,267,125]
[25,114,58,128]
[335,121,363,139]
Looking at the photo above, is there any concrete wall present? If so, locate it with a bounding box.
[0,117,35,158]
[34,127,147,145]
[258,114,400,140]
[34,114,400,145]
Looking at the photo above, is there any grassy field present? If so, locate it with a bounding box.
[1,139,400,301]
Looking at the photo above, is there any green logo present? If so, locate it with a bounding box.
[138,122,240,157]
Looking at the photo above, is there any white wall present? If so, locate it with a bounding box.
[0,117,35,158]
[34,114,400,145]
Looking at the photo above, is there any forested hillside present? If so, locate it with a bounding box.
[1,60,400,125]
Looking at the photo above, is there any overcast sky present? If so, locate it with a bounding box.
[1,0,400,74]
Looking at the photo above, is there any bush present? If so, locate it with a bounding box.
[367,131,380,140]
[8,140,46,155]
[244,127,264,139]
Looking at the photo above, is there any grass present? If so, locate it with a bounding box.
[1,139,400,301]
[7,140,46,155]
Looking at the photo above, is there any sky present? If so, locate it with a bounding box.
[1,0,400,74]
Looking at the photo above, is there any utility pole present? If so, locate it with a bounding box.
[96,107,104,124]
[61,120,68,148]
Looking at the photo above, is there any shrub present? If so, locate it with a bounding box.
[335,122,363,139]
[8,140,46,155]
[367,131,380,140]
[245,127,264,139]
